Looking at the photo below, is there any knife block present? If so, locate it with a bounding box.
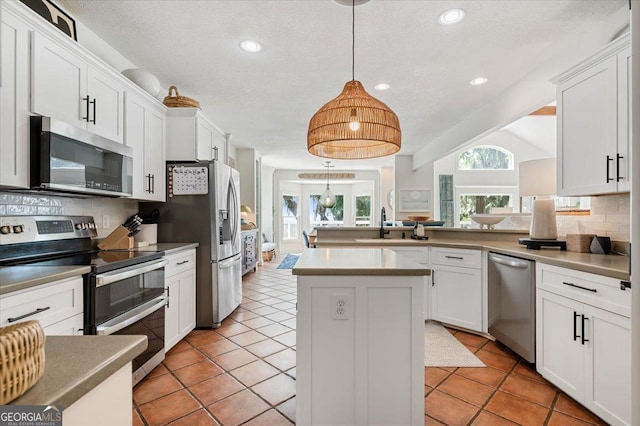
[98,225,134,250]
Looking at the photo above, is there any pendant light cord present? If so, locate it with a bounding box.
[326,162,330,189]
[352,0,355,81]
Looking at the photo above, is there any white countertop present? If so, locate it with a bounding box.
[292,248,431,276]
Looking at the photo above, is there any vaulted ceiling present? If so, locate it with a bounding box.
[59,0,625,171]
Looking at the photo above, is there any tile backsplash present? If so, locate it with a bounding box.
[471,193,631,242]
[0,191,138,238]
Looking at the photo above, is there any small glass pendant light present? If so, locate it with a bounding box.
[320,161,336,208]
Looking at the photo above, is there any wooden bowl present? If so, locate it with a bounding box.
[407,216,430,222]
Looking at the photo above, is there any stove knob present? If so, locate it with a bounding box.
[0,225,11,234]
[13,225,24,234]
[75,223,83,230]
[82,223,88,229]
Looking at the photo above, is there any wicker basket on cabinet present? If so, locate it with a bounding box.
[162,86,200,108]
[0,320,46,404]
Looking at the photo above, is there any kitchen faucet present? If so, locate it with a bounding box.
[379,207,390,239]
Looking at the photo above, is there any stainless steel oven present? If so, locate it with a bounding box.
[89,258,169,385]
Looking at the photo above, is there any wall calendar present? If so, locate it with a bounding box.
[168,166,209,196]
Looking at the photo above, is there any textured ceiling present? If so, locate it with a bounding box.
[58,0,625,171]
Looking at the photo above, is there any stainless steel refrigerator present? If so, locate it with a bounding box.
[144,161,242,328]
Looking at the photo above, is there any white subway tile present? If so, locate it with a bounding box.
[6,205,37,215]
[0,193,22,205]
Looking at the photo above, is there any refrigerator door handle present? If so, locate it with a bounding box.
[219,254,242,269]
[228,177,239,244]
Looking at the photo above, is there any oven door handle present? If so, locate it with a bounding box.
[96,296,166,336]
[95,259,169,287]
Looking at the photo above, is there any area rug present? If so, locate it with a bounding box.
[425,321,485,367]
[277,254,300,269]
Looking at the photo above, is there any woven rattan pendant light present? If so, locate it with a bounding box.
[307,0,401,160]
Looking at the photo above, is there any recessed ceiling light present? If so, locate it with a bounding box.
[470,77,488,86]
[374,83,390,91]
[438,8,465,25]
[240,40,261,53]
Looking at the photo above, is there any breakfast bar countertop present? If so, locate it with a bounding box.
[314,237,629,280]
[292,247,431,276]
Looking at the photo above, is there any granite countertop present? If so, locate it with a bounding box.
[11,335,147,409]
[315,238,629,280]
[0,266,91,296]
[293,248,431,276]
[130,242,199,255]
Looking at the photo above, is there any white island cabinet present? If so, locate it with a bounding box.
[293,248,429,426]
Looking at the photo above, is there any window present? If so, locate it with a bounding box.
[309,195,344,228]
[354,195,371,226]
[458,146,514,170]
[282,195,299,240]
[459,194,511,226]
[521,196,591,213]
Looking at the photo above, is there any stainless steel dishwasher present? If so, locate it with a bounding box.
[488,252,535,363]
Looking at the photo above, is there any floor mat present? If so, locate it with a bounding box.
[425,321,486,367]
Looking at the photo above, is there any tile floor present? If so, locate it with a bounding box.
[132,256,607,426]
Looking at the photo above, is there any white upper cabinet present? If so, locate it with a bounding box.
[166,108,226,163]
[124,91,166,201]
[0,5,31,188]
[31,32,125,143]
[554,34,631,196]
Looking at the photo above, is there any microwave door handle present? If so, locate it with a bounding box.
[95,259,169,287]
[96,296,166,335]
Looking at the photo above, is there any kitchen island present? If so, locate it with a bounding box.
[293,248,430,426]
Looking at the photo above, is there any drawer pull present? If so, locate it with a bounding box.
[165,286,170,309]
[562,281,597,293]
[620,281,631,291]
[8,306,51,323]
[445,256,464,260]
[177,260,190,266]
[573,311,580,341]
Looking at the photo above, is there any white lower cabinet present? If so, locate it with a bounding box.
[0,276,84,335]
[430,247,483,332]
[536,263,631,426]
[164,249,196,352]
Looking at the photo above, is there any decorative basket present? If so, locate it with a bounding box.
[162,86,200,108]
[566,233,596,253]
[262,249,275,262]
[0,320,46,404]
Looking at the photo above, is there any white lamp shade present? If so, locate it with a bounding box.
[519,158,557,196]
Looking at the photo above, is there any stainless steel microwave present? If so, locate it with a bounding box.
[30,116,133,197]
